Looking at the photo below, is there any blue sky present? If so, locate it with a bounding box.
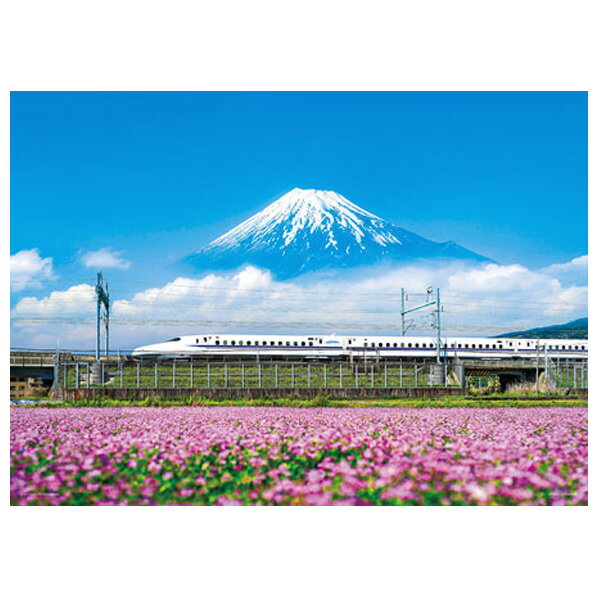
[10,92,588,347]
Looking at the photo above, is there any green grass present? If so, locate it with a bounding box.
[14,395,588,409]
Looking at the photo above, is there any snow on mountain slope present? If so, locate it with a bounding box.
[187,188,491,278]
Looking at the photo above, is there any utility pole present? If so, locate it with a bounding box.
[104,281,110,356]
[401,288,406,336]
[435,287,442,365]
[95,272,110,360]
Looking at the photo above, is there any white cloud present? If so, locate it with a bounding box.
[541,254,588,287]
[11,258,588,350]
[10,249,56,291]
[79,247,131,270]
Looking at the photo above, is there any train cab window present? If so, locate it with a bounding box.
[167,338,181,342]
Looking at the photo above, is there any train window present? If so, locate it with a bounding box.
[364,342,368,347]
[378,342,383,348]
[575,345,579,350]
[309,341,313,346]
[278,341,283,346]
[223,341,228,345]
[215,340,220,345]
[393,343,397,348]
[286,341,290,346]
[231,341,236,346]
[348,340,352,345]
[301,341,305,346]
[293,341,298,346]
[407,343,412,348]
[204,337,208,342]
[430,343,435,348]
[400,343,405,348]
[262,341,267,346]
[464,344,468,348]
[270,341,275,346]
[238,341,243,346]
[492,344,496,349]
[422,343,426,348]
[196,338,199,344]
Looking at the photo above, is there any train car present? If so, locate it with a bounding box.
[132,334,588,360]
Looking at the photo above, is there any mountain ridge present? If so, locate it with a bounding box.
[497,318,588,339]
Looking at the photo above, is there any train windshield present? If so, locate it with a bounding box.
[166,338,181,342]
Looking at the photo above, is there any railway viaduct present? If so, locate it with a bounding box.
[11,350,565,397]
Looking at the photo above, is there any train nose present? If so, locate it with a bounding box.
[132,344,160,356]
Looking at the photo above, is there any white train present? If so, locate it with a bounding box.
[132,333,588,360]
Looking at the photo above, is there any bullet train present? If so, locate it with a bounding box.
[132,333,588,360]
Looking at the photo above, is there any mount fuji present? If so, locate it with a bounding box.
[187,188,492,278]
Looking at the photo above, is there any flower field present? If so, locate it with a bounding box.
[10,407,587,506]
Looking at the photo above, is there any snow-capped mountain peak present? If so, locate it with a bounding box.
[207,188,400,251]
[188,188,491,278]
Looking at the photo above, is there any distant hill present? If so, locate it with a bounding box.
[497,318,588,339]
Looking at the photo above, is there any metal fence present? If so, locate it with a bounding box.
[56,358,461,390]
